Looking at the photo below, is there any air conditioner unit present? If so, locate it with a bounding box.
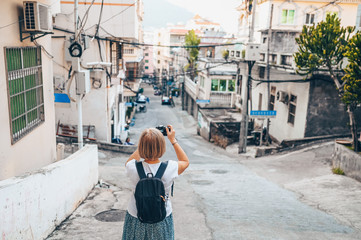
[277,91,289,104]
[23,1,51,32]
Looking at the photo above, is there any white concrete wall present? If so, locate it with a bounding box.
[60,0,138,39]
[251,66,309,141]
[0,145,98,240]
[0,0,57,180]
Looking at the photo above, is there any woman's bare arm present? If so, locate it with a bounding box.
[125,149,140,166]
[166,125,189,175]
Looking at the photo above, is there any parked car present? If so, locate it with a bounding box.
[161,96,171,105]
[136,95,147,103]
[154,90,162,96]
[153,85,159,90]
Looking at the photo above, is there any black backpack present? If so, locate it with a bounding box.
[134,161,168,224]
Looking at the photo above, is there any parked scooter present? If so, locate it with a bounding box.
[251,127,272,146]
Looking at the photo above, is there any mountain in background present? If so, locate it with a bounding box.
[143,0,193,30]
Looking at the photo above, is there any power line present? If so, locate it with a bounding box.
[101,0,139,25]
[123,42,244,49]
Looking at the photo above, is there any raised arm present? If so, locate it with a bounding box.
[166,125,189,175]
[125,149,140,166]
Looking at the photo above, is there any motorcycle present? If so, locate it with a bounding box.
[138,104,147,113]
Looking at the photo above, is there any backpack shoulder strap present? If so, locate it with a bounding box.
[154,161,168,179]
[135,161,146,179]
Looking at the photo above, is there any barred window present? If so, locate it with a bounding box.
[110,42,120,76]
[5,46,44,144]
[124,48,134,54]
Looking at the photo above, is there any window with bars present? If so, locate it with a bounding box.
[110,42,121,76]
[5,46,44,144]
[288,94,297,125]
[123,48,134,54]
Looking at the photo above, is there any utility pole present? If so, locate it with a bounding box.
[238,0,257,153]
[249,0,257,43]
[73,0,83,149]
[266,4,274,145]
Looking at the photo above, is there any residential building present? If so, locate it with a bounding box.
[0,0,57,180]
[143,31,156,79]
[154,27,171,86]
[0,1,98,239]
[53,0,144,143]
[234,0,361,143]
[182,58,242,146]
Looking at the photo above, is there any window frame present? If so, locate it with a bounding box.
[110,41,120,76]
[287,94,297,125]
[305,13,315,25]
[211,79,236,92]
[5,46,45,144]
[281,9,295,25]
[269,86,276,110]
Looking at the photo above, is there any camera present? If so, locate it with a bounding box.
[156,125,170,136]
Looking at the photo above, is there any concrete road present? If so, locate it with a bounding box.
[47,84,361,240]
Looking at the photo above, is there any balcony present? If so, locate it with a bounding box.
[209,92,235,108]
[184,76,198,100]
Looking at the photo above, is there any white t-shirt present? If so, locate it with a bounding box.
[125,159,179,218]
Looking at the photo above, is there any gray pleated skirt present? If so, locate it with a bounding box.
[122,212,175,240]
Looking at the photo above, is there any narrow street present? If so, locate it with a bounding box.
[47,84,361,240]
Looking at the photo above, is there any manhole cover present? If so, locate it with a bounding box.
[191,180,213,185]
[210,170,228,174]
[94,209,126,222]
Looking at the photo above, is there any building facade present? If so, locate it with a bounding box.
[53,0,143,143]
[234,0,361,142]
[0,0,57,180]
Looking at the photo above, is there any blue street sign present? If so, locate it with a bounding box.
[196,99,210,104]
[54,93,70,103]
[250,110,277,118]
[125,102,133,107]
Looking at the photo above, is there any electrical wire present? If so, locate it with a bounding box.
[33,39,54,59]
[101,0,139,25]
[76,0,96,41]
[94,0,104,39]
[0,19,23,30]
[123,42,243,49]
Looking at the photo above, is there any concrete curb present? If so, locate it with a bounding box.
[56,136,137,154]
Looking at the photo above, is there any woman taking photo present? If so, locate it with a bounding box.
[122,125,189,240]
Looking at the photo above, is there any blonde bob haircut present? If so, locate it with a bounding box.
[138,128,166,160]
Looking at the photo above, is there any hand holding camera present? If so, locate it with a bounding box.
[155,125,170,136]
[156,125,177,145]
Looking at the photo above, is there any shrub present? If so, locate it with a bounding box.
[332,167,345,175]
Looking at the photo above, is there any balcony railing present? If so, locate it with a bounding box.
[209,92,235,108]
[184,76,198,99]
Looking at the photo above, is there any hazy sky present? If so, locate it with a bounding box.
[143,0,240,34]
[166,0,240,33]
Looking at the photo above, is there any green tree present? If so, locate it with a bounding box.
[185,30,201,81]
[294,14,358,150]
[342,32,361,151]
